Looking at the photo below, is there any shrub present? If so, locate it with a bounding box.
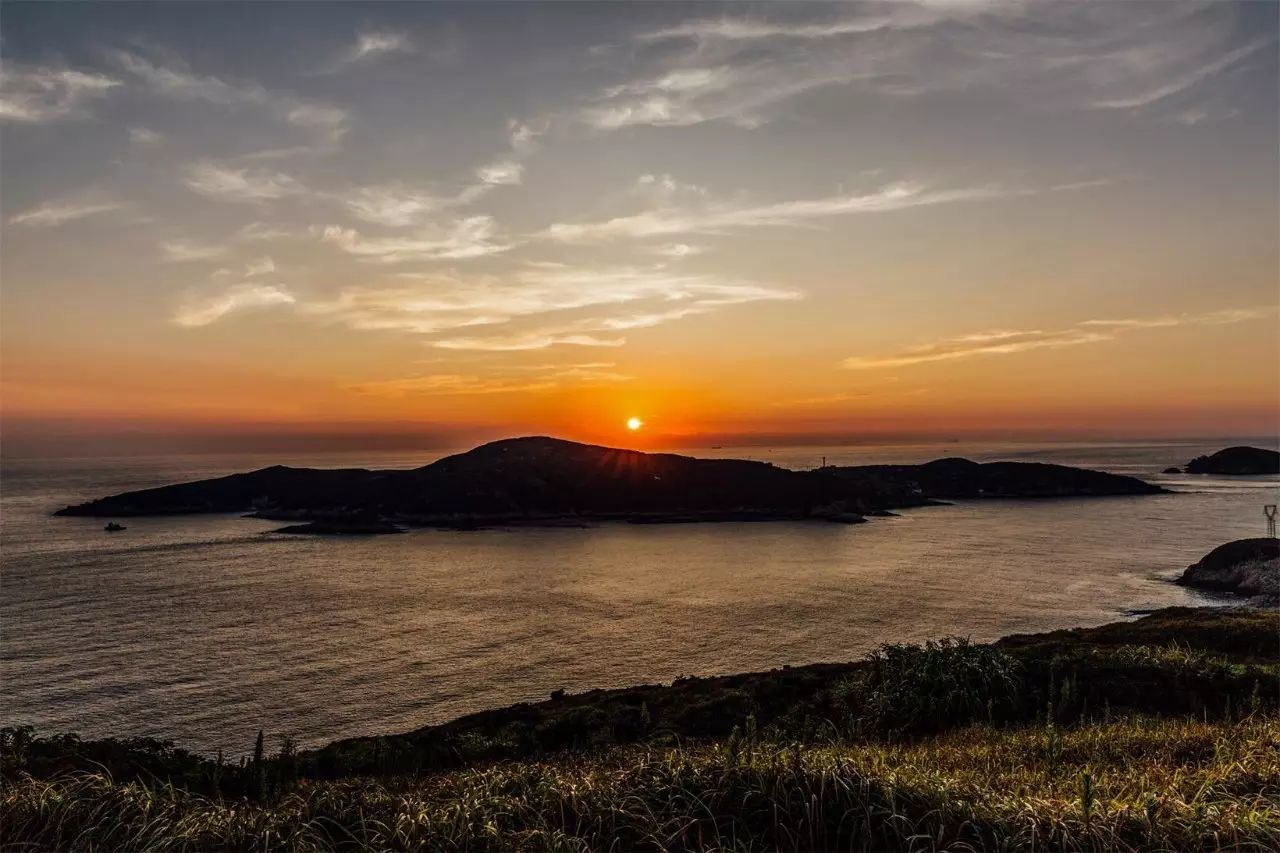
[835,638,1022,737]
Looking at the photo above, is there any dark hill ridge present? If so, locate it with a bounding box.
[1184,445,1279,475]
[826,456,1164,499]
[55,436,1165,525]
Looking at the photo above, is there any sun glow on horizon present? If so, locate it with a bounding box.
[626,417,643,431]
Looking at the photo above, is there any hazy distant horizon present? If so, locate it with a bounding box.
[2,415,1276,460]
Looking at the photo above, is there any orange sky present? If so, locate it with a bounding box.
[2,2,1277,455]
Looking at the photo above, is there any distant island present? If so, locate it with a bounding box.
[1182,445,1280,475]
[55,436,1165,530]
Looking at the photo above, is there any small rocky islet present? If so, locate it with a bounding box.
[1178,445,1280,475]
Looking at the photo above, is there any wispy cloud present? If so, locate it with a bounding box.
[183,162,306,203]
[115,50,348,143]
[842,307,1278,369]
[0,62,120,122]
[244,256,276,276]
[128,127,163,146]
[327,30,415,72]
[320,216,512,262]
[173,284,296,327]
[432,332,626,352]
[347,362,630,398]
[586,2,1267,130]
[1091,37,1274,110]
[160,239,227,262]
[7,198,124,227]
[304,262,798,350]
[508,118,547,152]
[341,184,445,227]
[476,159,524,186]
[548,182,1021,243]
[651,242,705,259]
[236,222,297,241]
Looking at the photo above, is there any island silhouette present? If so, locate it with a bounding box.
[57,436,1165,531]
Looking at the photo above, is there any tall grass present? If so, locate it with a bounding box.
[5,715,1277,851]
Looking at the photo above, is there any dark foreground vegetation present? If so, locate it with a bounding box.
[4,605,1278,851]
[55,436,1163,528]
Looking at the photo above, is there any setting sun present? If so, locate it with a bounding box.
[626,417,643,431]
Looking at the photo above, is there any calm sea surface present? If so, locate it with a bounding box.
[2,439,1276,755]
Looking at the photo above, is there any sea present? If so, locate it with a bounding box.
[2,438,1276,756]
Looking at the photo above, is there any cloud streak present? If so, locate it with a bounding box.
[320,216,512,262]
[327,30,415,72]
[0,63,120,122]
[115,51,348,143]
[173,284,296,327]
[585,2,1269,130]
[184,162,306,202]
[548,182,1022,242]
[348,362,631,398]
[8,198,124,227]
[842,307,1277,369]
[160,239,227,262]
[302,263,798,350]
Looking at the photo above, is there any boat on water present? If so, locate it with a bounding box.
[104,522,126,532]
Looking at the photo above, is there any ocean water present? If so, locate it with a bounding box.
[2,438,1276,755]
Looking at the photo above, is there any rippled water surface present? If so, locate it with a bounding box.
[2,439,1276,754]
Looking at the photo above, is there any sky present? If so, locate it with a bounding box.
[2,0,1277,455]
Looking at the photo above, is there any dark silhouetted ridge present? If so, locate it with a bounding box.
[55,436,1165,525]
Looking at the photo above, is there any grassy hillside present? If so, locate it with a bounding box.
[3,606,1277,850]
[5,717,1277,851]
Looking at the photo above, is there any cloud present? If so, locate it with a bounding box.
[0,63,120,122]
[349,373,558,397]
[476,159,524,186]
[183,162,306,202]
[173,284,295,327]
[320,216,512,262]
[1090,38,1274,110]
[585,2,1267,130]
[244,256,276,276]
[236,221,297,241]
[1079,307,1276,330]
[160,239,227,262]
[128,127,163,145]
[347,363,630,398]
[115,51,347,143]
[508,118,546,152]
[842,306,1277,369]
[329,30,415,71]
[342,184,445,226]
[432,332,626,351]
[305,262,798,350]
[7,198,124,227]
[548,182,1020,242]
[651,242,705,259]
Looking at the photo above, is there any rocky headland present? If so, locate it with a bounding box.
[1176,537,1279,606]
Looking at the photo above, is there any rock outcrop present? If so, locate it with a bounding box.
[1176,538,1279,606]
